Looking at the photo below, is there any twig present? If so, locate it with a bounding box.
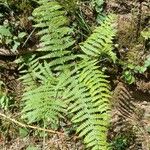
[22,28,36,47]
[0,46,37,56]
[0,112,65,136]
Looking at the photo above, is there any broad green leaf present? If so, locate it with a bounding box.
[0,25,12,37]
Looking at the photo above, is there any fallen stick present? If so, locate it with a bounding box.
[0,112,65,136]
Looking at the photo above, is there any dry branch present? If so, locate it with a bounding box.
[0,112,66,136]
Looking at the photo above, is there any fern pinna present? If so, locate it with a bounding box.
[20,0,116,149]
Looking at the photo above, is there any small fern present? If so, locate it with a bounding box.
[112,82,150,150]
[92,0,106,23]
[22,62,67,125]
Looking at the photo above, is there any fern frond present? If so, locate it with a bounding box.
[112,82,150,150]
[80,15,117,62]
[22,84,66,124]
[20,1,76,126]
[19,55,41,92]
[21,62,67,125]
[62,59,110,150]
[32,1,75,70]
[59,14,116,149]
[92,0,106,23]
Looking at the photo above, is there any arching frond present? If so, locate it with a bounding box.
[62,59,111,150]
[80,15,117,62]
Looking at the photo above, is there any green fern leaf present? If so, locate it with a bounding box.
[20,1,76,127]
[80,15,117,63]
[21,62,67,126]
[33,1,76,69]
[62,59,110,150]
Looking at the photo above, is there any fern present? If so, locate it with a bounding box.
[18,55,40,91]
[22,62,67,125]
[112,82,150,150]
[92,0,106,23]
[19,1,117,149]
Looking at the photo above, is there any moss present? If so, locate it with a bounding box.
[126,44,145,66]
[111,130,137,150]
[117,14,137,49]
